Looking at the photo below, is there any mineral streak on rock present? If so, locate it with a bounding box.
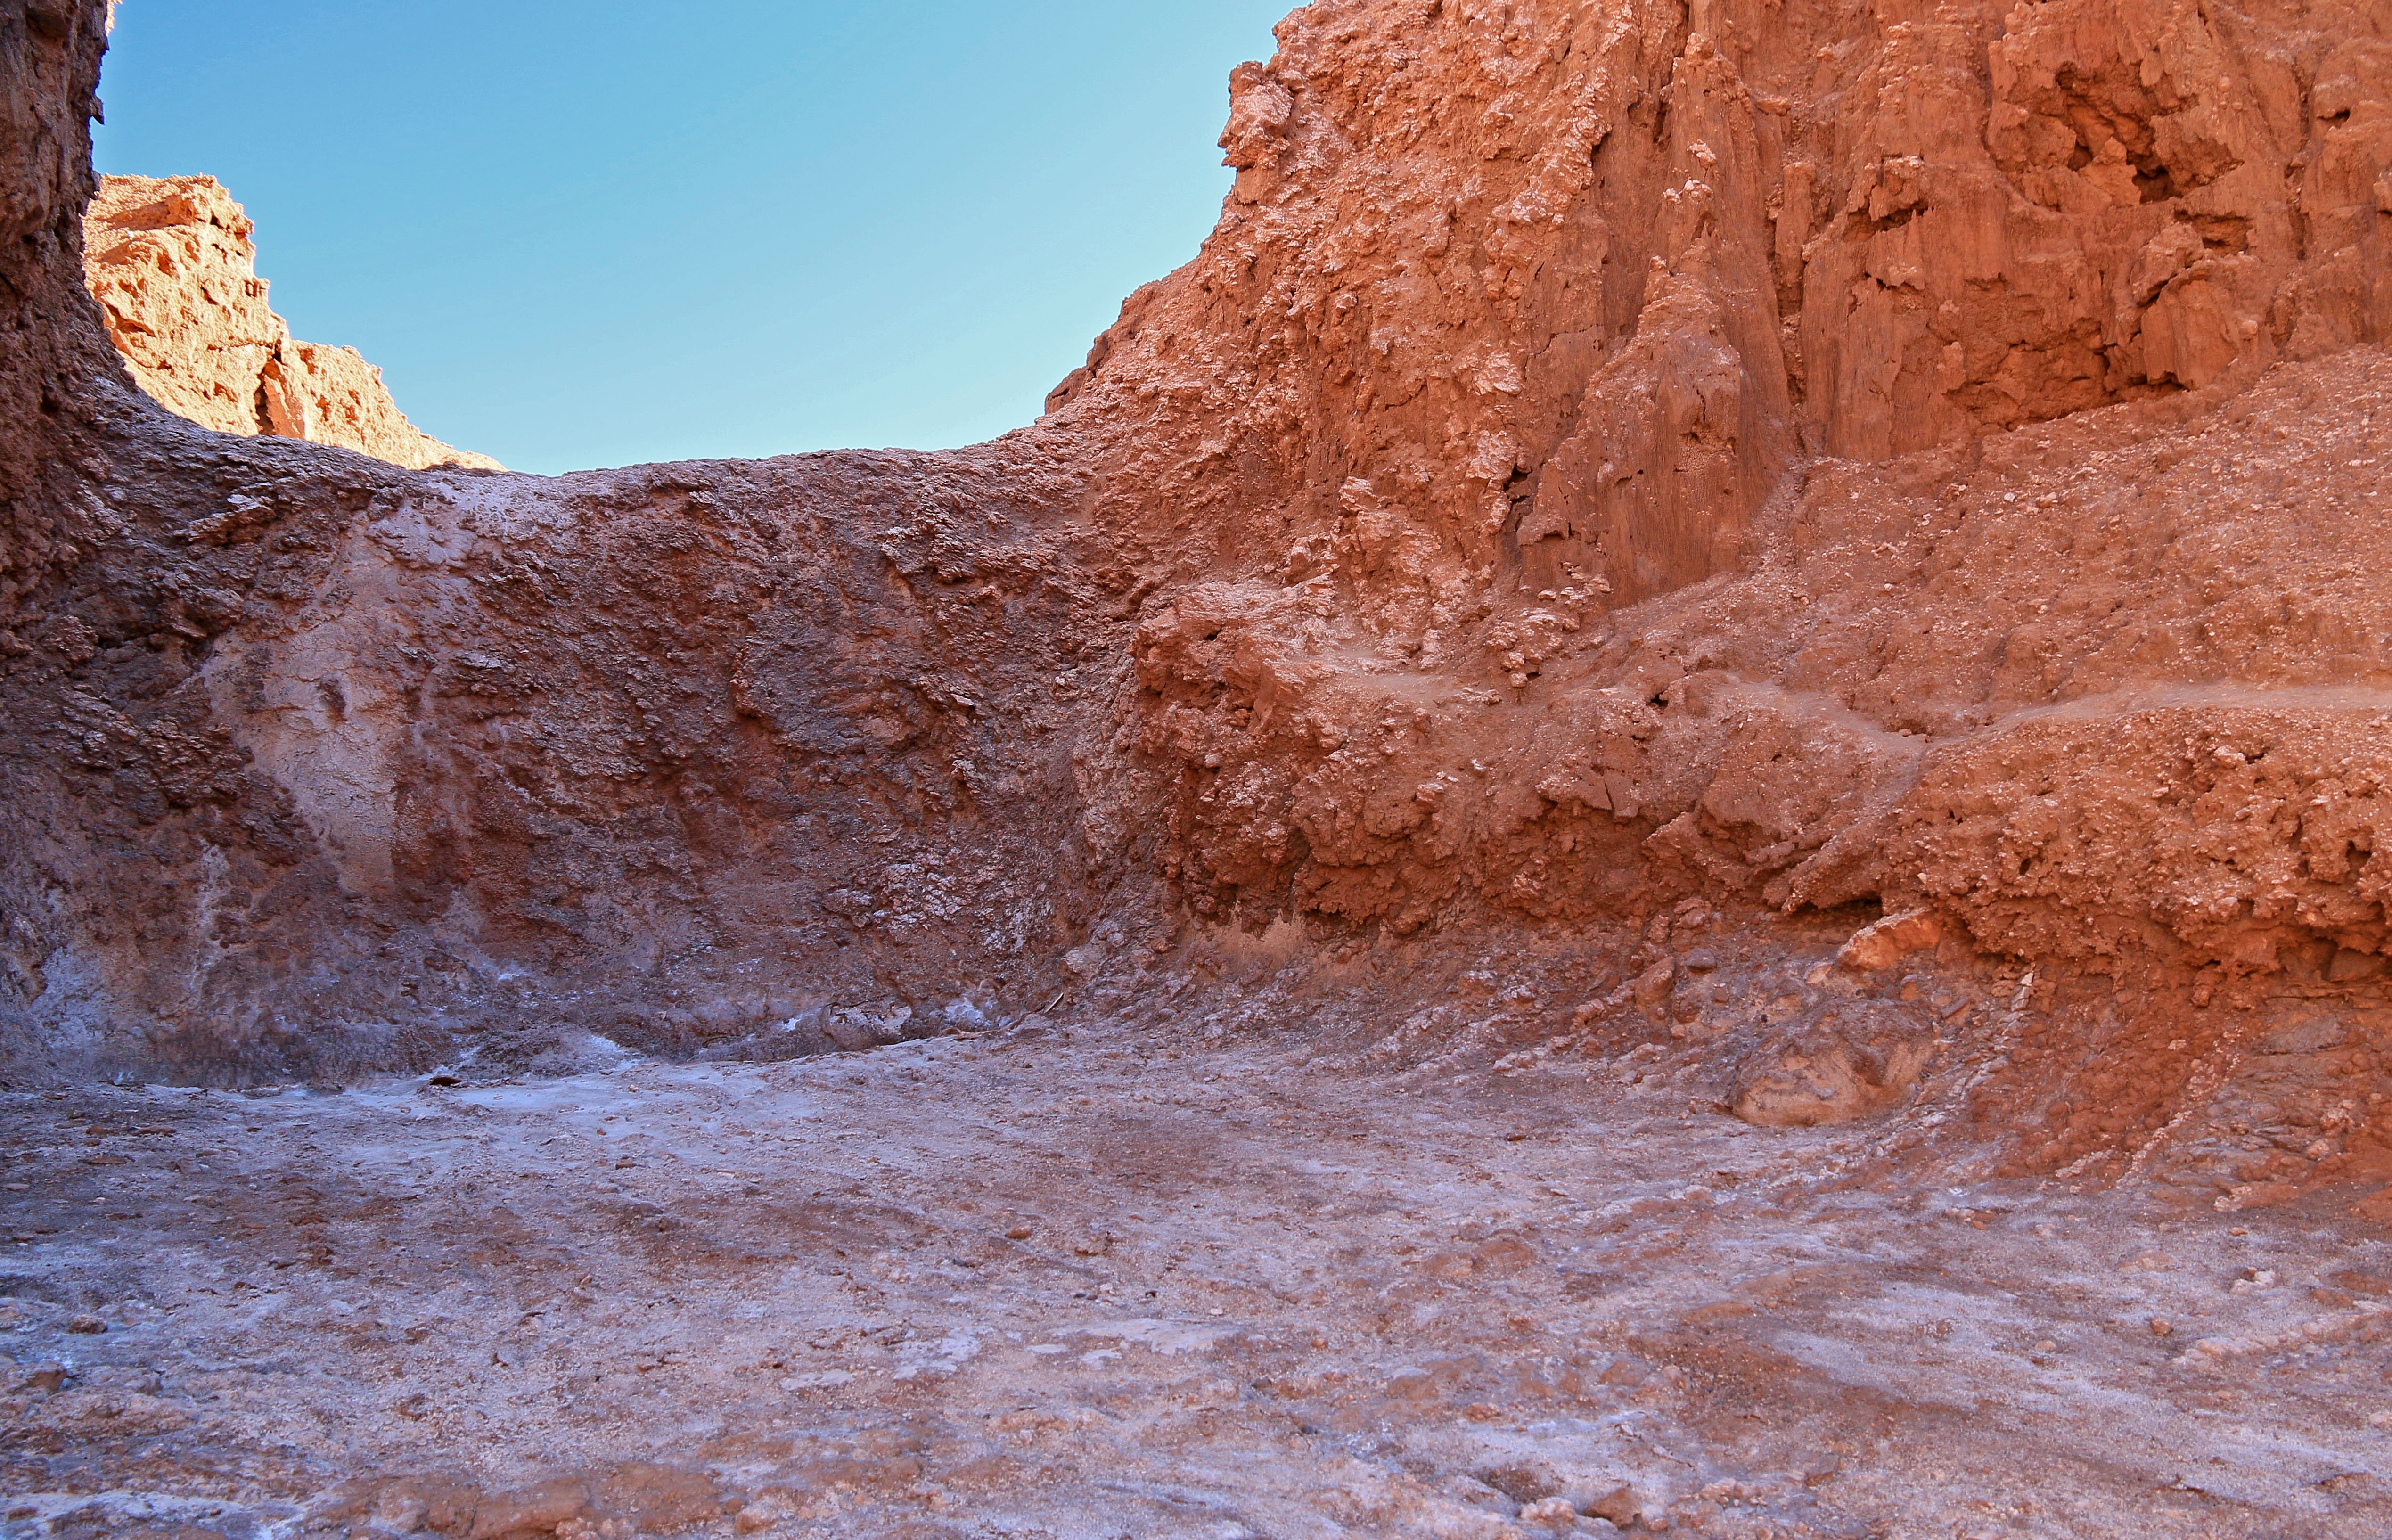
[82,174,499,471]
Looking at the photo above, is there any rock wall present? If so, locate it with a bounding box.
[0,0,114,624]
[84,175,499,471]
[0,422,1114,1078]
[1049,0,2392,948]
[2,0,2392,1213]
[2,4,1122,1080]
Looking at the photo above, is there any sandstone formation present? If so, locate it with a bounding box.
[9,0,2392,1532]
[0,0,2389,1214]
[82,174,499,471]
[1067,0,2392,951]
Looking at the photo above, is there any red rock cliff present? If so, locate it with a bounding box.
[83,174,499,471]
[1051,0,2392,948]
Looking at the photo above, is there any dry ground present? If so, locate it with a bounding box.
[4,1012,2392,1540]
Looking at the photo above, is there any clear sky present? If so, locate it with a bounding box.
[92,2,1293,474]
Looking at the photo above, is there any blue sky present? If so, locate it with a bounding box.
[94,2,1292,473]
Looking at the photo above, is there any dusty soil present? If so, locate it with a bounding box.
[6,995,2391,1539]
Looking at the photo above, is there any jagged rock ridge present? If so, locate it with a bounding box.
[83,174,498,471]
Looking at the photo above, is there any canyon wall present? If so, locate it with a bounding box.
[2,3,1122,1079]
[0,0,113,629]
[1054,0,2392,944]
[2,0,2392,1197]
[84,174,499,471]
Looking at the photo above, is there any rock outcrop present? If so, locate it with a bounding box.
[83,174,498,471]
[5,0,2392,1209]
[1063,0,2392,945]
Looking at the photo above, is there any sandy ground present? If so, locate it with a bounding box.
[5,1013,2392,1540]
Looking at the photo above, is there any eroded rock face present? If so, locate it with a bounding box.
[1058,0,2392,941]
[0,0,116,625]
[2,0,2392,1212]
[0,424,1112,1077]
[83,175,498,471]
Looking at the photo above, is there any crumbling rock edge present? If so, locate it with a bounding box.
[82,174,499,472]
